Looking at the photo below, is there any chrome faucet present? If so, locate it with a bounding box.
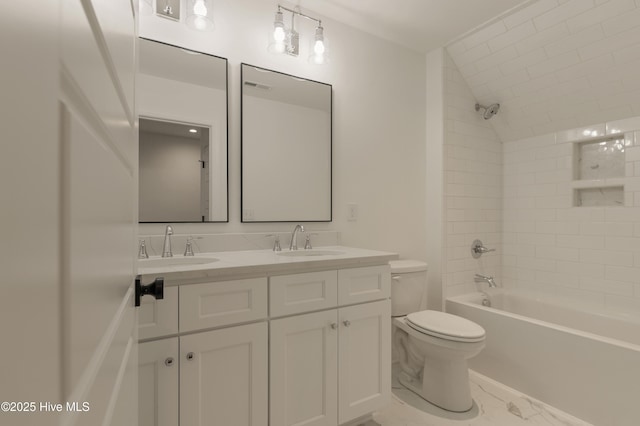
[289,224,305,250]
[162,225,173,257]
[475,274,497,288]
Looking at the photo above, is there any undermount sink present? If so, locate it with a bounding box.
[139,257,218,268]
[276,249,345,257]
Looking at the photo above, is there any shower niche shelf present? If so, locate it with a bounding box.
[572,136,627,207]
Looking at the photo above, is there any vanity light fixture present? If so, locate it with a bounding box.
[269,5,327,65]
[156,0,214,32]
[156,0,180,21]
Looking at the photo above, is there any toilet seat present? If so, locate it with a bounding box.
[406,310,485,343]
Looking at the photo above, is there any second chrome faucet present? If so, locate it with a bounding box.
[289,224,304,250]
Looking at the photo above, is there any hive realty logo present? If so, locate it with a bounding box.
[66,401,90,412]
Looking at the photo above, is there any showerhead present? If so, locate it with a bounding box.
[475,102,500,120]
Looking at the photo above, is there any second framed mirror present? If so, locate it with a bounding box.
[241,64,332,222]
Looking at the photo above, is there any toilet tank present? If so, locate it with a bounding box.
[390,260,428,316]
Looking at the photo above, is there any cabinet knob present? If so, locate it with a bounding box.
[330,323,337,330]
[165,357,174,367]
[186,352,195,361]
[343,320,351,327]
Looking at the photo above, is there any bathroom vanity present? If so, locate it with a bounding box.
[137,246,396,426]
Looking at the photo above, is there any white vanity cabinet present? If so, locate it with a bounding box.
[270,266,391,426]
[138,278,269,426]
[138,254,393,426]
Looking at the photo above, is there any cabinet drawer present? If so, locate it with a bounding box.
[179,278,268,332]
[270,271,338,317]
[139,286,178,340]
[338,265,390,305]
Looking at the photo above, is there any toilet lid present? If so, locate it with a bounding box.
[406,310,485,342]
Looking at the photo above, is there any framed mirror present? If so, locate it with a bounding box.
[138,38,228,222]
[241,64,332,222]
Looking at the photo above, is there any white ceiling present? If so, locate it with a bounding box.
[296,0,529,52]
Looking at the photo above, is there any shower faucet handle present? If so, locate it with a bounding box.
[471,239,495,258]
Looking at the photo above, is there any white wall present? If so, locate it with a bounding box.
[442,51,503,297]
[425,49,445,310]
[138,0,427,260]
[139,131,202,221]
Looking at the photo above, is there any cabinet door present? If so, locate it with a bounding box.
[338,300,391,424]
[138,338,179,426]
[180,322,268,426]
[270,310,338,426]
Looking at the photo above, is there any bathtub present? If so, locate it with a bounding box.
[446,291,640,426]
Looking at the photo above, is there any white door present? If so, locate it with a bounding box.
[1,0,138,425]
[338,300,391,424]
[139,338,179,426]
[180,322,268,426]
[60,0,138,424]
[270,310,338,426]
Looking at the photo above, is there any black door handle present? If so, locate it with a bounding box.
[135,275,164,307]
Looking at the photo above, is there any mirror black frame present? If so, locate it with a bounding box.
[240,63,332,223]
[138,38,229,223]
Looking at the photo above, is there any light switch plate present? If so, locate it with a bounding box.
[347,203,358,221]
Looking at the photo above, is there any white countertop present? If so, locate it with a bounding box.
[138,245,398,283]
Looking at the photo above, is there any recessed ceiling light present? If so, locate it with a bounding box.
[189,128,198,133]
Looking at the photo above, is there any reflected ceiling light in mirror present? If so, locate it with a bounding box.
[186,0,214,31]
[189,128,198,133]
[268,5,327,65]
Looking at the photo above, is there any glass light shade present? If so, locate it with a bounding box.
[268,11,287,54]
[308,26,328,65]
[186,0,214,31]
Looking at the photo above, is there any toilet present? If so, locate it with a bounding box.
[390,260,486,412]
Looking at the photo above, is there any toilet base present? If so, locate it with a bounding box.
[397,367,473,413]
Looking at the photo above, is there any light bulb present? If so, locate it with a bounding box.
[314,39,325,55]
[273,26,285,42]
[193,0,207,17]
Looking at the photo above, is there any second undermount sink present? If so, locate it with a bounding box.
[139,256,218,268]
[276,249,345,257]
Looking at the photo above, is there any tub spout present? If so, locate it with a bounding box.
[475,274,497,288]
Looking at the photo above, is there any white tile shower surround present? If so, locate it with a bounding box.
[369,369,589,426]
[446,0,640,142]
[443,51,503,298]
[503,116,640,313]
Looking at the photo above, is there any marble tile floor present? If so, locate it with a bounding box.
[366,366,591,426]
